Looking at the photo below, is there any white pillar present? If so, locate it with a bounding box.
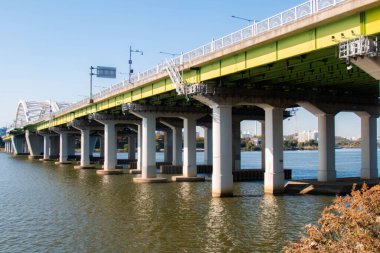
[264,107,284,194]
[43,135,51,159]
[59,132,68,163]
[128,135,136,160]
[232,120,241,171]
[172,127,183,166]
[104,122,117,170]
[183,117,197,177]
[261,121,265,170]
[164,131,173,163]
[80,129,91,166]
[89,136,98,157]
[212,105,233,197]
[318,114,336,182]
[142,115,156,178]
[137,124,142,170]
[50,136,60,157]
[11,136,18,155]
[25,130,43,158]
[203,127,213,165]
[99,135,104,157]
[67,135,76,157]
[360,115,378,179]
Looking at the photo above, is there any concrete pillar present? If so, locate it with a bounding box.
[212,105,233,197]
[172,127,183,166]
[43,135,51,159]
[261,121,265,170]
[25,130,43,158]
[59,132,68,163]
[142,115,156,178]
[232,120,241,171]
[137,124,142,170]
[80,129,91,167]
[264,107,284,194]
[317,114,336,182]
[164,130,173,163]
[203,127,213,165]
[11,136,17,155]
[50,136,60,157]
[21,138,28,153]
[99,135,104,157]
[89,135,98,158]
[67,135,76,157]
[128,135,136,160]
[102,122,117,170]
[360,114,378,179]
[183,117,197,177]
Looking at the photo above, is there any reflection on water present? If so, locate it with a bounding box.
[0,151,364,252]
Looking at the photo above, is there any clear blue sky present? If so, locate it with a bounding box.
[0,0,378,138]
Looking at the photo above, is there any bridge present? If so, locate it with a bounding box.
[2,0,380,197]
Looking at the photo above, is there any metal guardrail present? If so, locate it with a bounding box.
[24,0,347,127]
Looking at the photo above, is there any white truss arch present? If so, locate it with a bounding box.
[15,100,70,128]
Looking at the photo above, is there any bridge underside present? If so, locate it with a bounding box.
[109,45,379,112]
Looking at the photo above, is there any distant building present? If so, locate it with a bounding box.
[251,136,262,147]
[297,130,318,143]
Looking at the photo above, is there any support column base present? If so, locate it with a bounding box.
[318,170,336,182]
[212,191,234,198]
[129,169,142,174]
[133,177,168,183]
[74,165,96,170]
[361,168,378,180]
[28,156,42,160]
[96,169,124,175]
[101,165,124,169]
[40,158,55,162]
[264,172,284,194]
[171,176,205,182]
[55,161,72,165]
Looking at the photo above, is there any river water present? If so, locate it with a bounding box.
[0,149,379,252]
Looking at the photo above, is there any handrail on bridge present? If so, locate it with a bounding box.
[24,0,347,128]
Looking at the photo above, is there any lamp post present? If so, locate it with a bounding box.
[90,66,96,103]
[231,15,254,24]
[129,46,143,83]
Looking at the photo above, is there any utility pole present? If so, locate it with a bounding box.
[129,46,143,83]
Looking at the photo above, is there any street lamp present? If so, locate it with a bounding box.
[231,15,254,24]
[129,46,143,83]
[159,51,180,57]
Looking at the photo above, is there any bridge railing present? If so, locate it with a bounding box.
[22,0,347,128]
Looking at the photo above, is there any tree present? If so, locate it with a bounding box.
[283,184,380,253]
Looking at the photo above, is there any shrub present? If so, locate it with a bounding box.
[283,184,380,253]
